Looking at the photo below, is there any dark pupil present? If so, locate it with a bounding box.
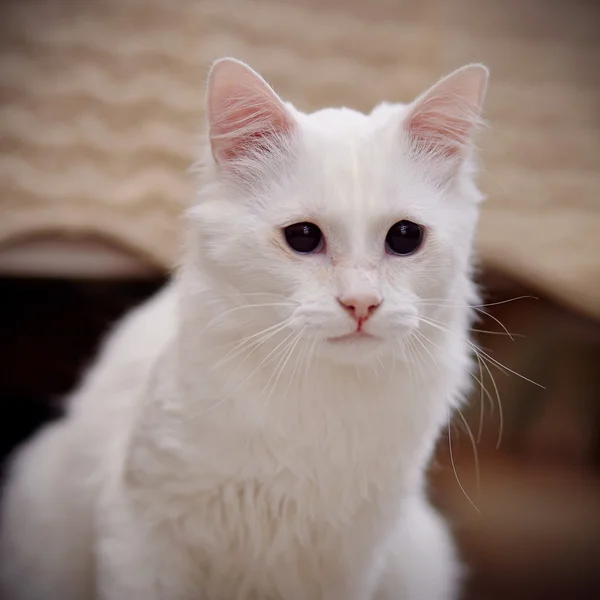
[385,220,423,255]
[284,222,322,254]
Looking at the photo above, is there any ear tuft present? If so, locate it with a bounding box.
[206,58,294,166]
[405,64,489,163]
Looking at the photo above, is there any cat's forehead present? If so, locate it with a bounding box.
[258,102,443,229]
[298,109,390,174]
[278,158,435,237]
[297,104,393,138]
[304,106,370,128]
[288,111,431,217]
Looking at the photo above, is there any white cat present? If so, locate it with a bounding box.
[0,58,488,600]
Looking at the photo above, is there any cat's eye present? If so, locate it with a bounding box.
[385,220,423,256]
[284,222,323,254]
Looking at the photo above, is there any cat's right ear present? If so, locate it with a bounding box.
[403,64,488,180]
[206,58,295,166]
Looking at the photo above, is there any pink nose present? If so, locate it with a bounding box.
[337,294,382,322]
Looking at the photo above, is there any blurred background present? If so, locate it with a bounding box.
[0,0,599,598]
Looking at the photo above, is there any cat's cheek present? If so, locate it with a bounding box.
[269,243,333,292]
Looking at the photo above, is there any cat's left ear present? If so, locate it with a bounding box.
[206,58,295,166]
[404,64,489,176]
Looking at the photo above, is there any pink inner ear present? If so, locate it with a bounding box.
[406,95,476,160]
[211,95,291,162]
[207,60,295,166]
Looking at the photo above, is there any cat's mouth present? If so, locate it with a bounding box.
[328,331,378,343]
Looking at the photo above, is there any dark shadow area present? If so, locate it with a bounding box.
[0,276,165,473]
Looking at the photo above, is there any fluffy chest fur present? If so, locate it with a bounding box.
[112,283,470,599]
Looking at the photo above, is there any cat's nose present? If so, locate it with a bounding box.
[337,293,382,322]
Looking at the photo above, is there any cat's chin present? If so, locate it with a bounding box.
[318,334,389,366]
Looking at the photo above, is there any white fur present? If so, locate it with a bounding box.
[0,59,488,600]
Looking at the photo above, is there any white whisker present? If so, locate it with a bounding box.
[455,406,480,496]
[203,302,296,331]
[256,329,304,426]
[476,348,504,449]
[193,328,297,418]
[413,325,480,508]
[212,317,294,370]
[415,295,537,309]
[448,407,480,514]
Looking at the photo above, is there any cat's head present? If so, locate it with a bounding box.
[191,58,488,366]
